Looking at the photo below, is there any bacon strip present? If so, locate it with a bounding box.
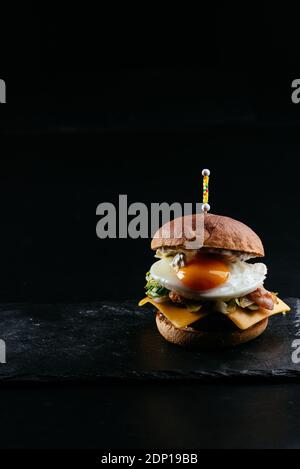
[169,291,185,304]
[247,287,274,310]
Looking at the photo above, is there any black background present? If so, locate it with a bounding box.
[1,131,300,303]
[1,2,300,451]
[1,2,300,303]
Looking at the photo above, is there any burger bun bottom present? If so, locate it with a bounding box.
[156,312,268,348]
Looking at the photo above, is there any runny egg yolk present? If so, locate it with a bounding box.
[176,253,230,291]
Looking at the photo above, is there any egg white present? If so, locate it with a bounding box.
[150,258,267,301]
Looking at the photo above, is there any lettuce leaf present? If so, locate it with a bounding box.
[145,272,169,299]
[227,297,259,312]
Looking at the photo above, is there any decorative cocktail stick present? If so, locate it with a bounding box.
[202,168,210,212]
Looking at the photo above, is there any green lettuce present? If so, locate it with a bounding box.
[227,297,259,312]
[145,272,169,299]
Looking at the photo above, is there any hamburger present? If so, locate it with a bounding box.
[139,213,290,348]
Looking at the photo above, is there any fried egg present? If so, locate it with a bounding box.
[150,254,267,301]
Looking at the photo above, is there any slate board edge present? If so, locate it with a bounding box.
[1,369,300,385]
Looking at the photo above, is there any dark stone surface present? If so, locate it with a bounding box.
[0,298,299,383]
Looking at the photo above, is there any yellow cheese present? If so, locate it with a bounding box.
[227,297,290,330]
[138,297,208,328]
[139,296,290,331]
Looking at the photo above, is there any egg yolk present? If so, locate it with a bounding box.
[176,253,229,291]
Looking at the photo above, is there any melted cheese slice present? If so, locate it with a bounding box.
[227,298,290,330]
[139,297,290,330]
[139,297,208,328]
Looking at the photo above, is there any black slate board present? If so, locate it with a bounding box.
[0,298,299,383]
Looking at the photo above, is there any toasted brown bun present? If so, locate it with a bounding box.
[156,313,268,348]
[151,213,264,257]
